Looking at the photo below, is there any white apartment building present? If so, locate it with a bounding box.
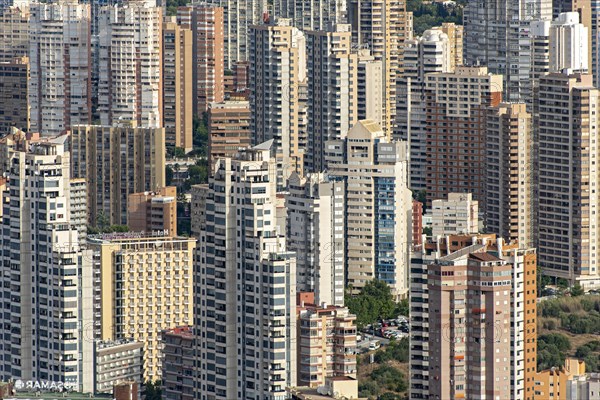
[396,29,452,190]
[305,24,358,173]
[538,73,600,289]
[202,0,267,69]
[250,18,306,188]
[196,140,297,399]
[286,172,345,306]
[431,193,479,238]
[550,12,589,74]
[327,119,412,296]
[97,0,162,127]
[274,0,347,30]
[29,0,91,136]
[0,137,94,390]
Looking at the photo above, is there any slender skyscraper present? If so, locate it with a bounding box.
[0,137,94,389]
[202,0,267,68]
[396,29,452,190]
[538,73,600,289]
[97,0,162,127]
[177,5,225,115]
[486,103,534,248]
[250,18,306,188]
[348,0,412,136]
[327,120,412,296]
[286,172,346,306]
[305,23,358,173]
[196,141,297,398]
[29,1,92,135]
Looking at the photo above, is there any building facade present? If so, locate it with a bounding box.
[286,172,346,306]
[127,186,177,234]
[202,0,267,69]
[29,1,91,136]
[327,120,412,296]
[424,66,503,210]
[486,103,534,247]
[163,20,193,153]
[196,141,297,399]
[70,123,166,227]
[94,339,144,395]
[305,24,358,173]
[275,0,347,30]
[297,304,357,387]
[207,100,251,167]
[177,5,225,115]
[161,326,194,400]
[396,29,452,189]
[0,5,30,63]
[464,0,552,102]
[250,19,306,188]
[538,73,600,288]
[89,234,195,381]
[0,138,94,390]
[348,0,411,136]
[0,57,28,135]
[97,0,162,127]
[431,193,479,238]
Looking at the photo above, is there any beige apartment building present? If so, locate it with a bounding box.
[163,20,193,153]
[94,339,144,395]
[70,123,166,227]
[250,19,306,188]
[127,187,177,235]
[89,235,195,381]
[431,193,479,238]
[297,302,357,388]
[0,57,28,135]
[177,5,225,115]
[207,100,251,167]
[348,0,411,136]
[538,73,600,288]
[425,66,503,210]
[431,22,463,71]
[356,50,383,124]
[486,103,534,248]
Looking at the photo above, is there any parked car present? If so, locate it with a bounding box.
[369,340,381,351]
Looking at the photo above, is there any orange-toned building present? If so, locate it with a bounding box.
[425,66,503,211]
[296,293,357,388]
[127,187,177,234]
[534,358,586,399]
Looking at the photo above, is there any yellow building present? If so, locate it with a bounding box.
[534,358,586,399]
[88,234,195,381]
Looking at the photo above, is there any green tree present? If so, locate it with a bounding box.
[144,380,162,400]
[395,298,409,317]
[346,280,396,329]
[571,283,585,297]
[166,165,174,186]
